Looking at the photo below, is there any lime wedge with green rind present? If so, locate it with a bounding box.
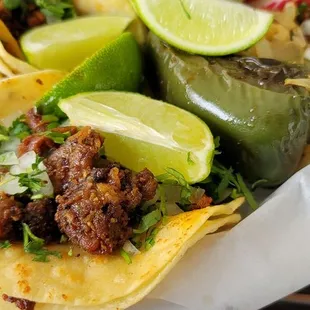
[36,33,142,116]
[131,0,273,56]
[59,91,214,183]
[21,16,134,71]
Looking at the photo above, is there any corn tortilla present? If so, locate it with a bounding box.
[0,199,243,309]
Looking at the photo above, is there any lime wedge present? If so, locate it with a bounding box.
[36,33,142,116]
[21,16,133,71]
[131,0,273,55]
[59,91,214,183]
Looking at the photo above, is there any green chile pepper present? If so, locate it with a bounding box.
[147,33,310,186]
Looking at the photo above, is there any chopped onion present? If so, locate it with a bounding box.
[166,203,184,216]
[10,151,37,174]
[0,137,20,153]
[0,151,18,165]
[189,187,205,204]
[7,151,54,197]
[0,173,27,195]
[301,20,310,36]
[122,240,140,256]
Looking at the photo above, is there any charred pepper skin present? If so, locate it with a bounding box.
[147,33,310,186]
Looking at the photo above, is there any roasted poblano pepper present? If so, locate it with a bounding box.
[147,33,310,186]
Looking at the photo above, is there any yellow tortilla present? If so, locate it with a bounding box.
[0,41,37,78]
[0,70,66,126]
[0,198,243,309]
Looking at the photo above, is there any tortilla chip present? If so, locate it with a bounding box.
[0,198,243,310]
[0,20,25,60]
[0,70,66,126]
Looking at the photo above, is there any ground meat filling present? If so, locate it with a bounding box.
[0,193,23,240]
[2,294,35,310]
[192,195,213,210]
[0,1,45,39]
[55,178,132,254]
[44,127,103,195]
[56,166,157,254]
[1,124,158,255]
[23,198,60,242]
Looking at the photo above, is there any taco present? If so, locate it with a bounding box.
[0,1,249,309]
[0,72,244,310]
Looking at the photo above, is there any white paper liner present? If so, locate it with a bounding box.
[131,165,310,309]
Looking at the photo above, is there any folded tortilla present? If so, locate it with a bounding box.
[0,198,243,310]
[0,70,66,126]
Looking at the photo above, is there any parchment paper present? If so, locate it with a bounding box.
[131,165,310,310]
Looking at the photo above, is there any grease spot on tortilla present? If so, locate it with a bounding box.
[14,264,31,278]
[17,280,31,294]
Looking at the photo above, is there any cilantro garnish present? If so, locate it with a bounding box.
[0,240,12,249]
[8,116,31,140]
[120,248,132,265]
[35,0,76,23]
[12,155,46,193]
[202,159,258,209]
[0,125,9,142]
[23,223,61,262]
[60,235,68,244]
[145,227,159,251]
[40,130,71,144]
[213,136,222,155]
[133,209,162,234]
[3,0,76,24]
[68,247,73,257]
[3,0,21,10]
[236,174,258,210]
[157,168,193,206]
[42,115,59,123]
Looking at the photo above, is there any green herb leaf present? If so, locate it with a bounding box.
[0,240,11,249]
[120,248,132,264]
[0,125,9,142]
[47,122,60,130]
[251,179,268,190]
[217,167,233,200]
[23,223,61,262]
[40,131,71,144]
[3,0,22,10]
[42,114,59,123]
[133,209,162,234]
[68,247,73,257]
[35,0,76,23]
[145,228,159,251]
[214,136,220,149]
[236,174,258,210]
[8,116,31,140]
[60,235,68,244]
[159,185,167,216]
[31,194,44,200]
